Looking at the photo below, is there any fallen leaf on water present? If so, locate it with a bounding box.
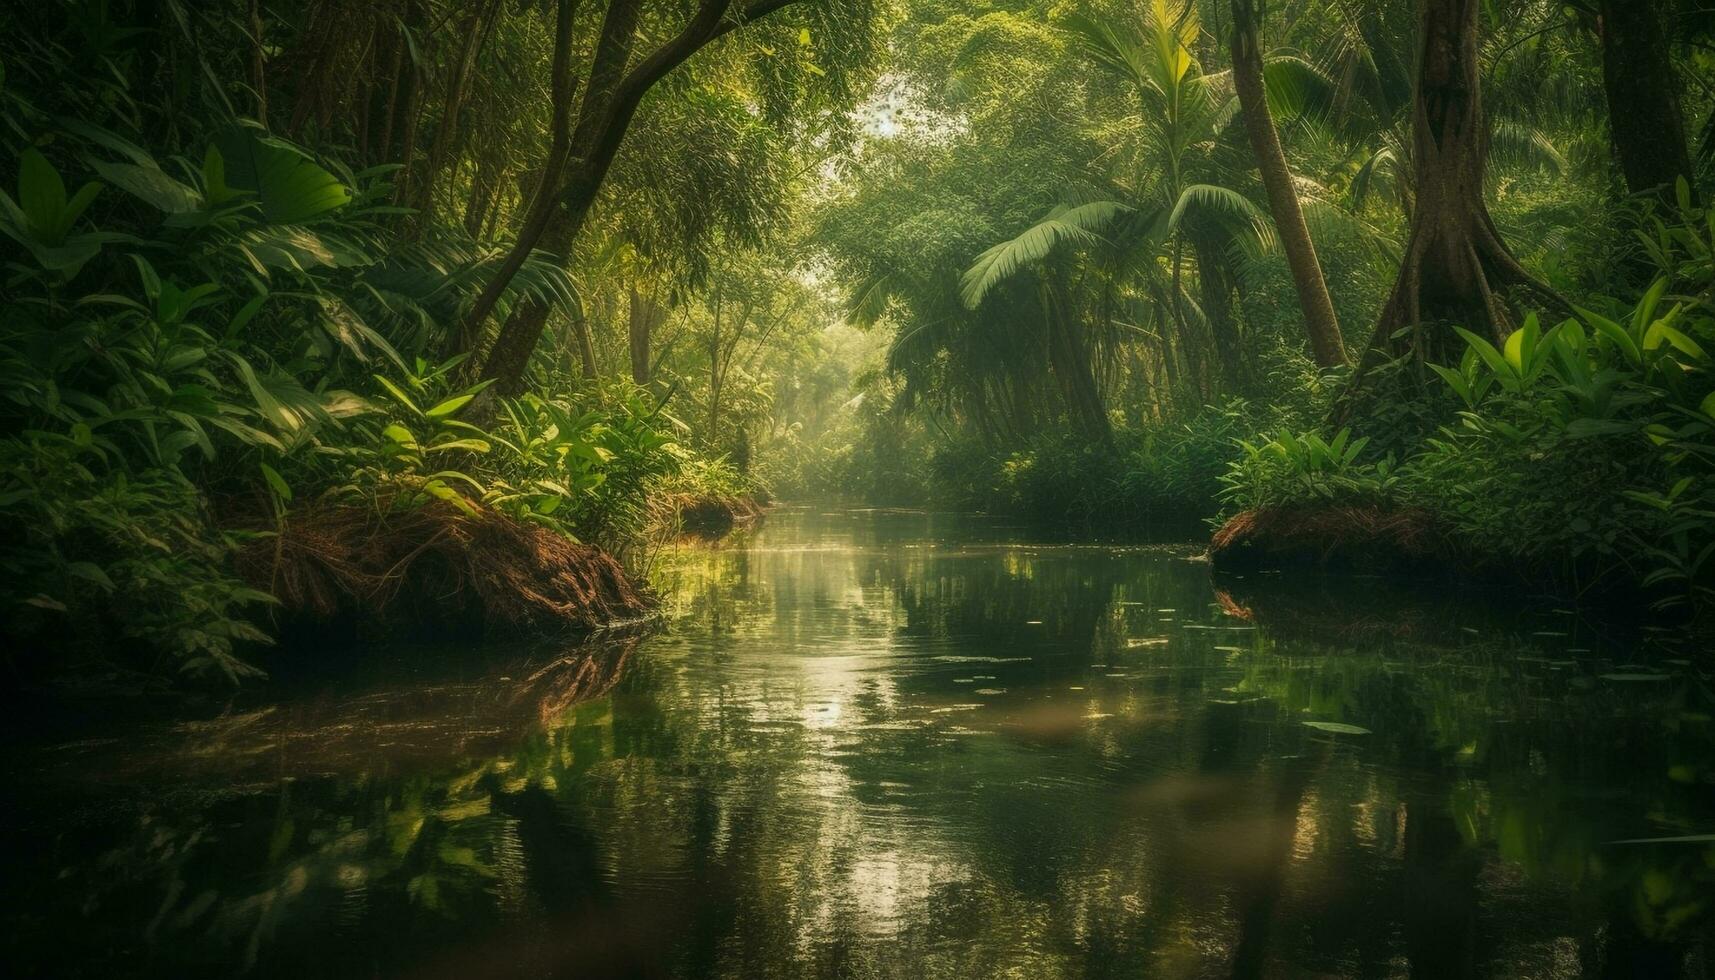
[1303,721,1371,735]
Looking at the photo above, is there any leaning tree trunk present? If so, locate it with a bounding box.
[461,0,643,391]
[1361,0,1559,368]
[464,0,803,397]
[1597,0,1696,208]
[1230,0,1348,368]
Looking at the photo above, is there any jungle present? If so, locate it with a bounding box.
[1,0,1712,977]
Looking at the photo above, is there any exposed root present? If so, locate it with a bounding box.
[1210,504,1456,574]
[234,500,654,632]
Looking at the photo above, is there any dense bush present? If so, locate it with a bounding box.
[916,349,1335,533]
[1217,191,1715,608]
[0,76,682,683]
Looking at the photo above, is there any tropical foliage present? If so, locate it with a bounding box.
[5,0,1715,683]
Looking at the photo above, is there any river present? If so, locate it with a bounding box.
[3,507,1712,977]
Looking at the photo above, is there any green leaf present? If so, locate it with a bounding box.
[381,423,418,448]
[259,462,292,502]
[1632,277,1670,336]
[92,159,198,212]
[1576,305,1640,366]
[1609,833,1715,845]
[229,355,300,432]
[1503,313,1538,372]
[425,438,490,453]
[18,148,68,239]
[57,181,103,242]
[424,393,475,418]
[202,143,235,205]
[373,375,421,415]
[423,480,477,516]
[215,129,351,224]
[66,561,116,591]
[1454,326,1513,381]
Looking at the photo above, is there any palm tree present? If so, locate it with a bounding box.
[1229,0,1347,367]
[963,0,1275,412]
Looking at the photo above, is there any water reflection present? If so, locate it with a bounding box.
[2,508,1711,978]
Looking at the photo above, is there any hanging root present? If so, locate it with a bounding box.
[234,500,654,632]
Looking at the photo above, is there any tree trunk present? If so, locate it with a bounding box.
[463,156,496,238]
[628,286,662,386]
[391,2,427,205]
[415,0,502,225]
[1230,0,1348,368]
[376,14,406,162]
[1042,281,1112,445]
[473,206,586,396]
[459,0,643,379]
[706,293,724,447]
[1597,0,1696,208]
[1169,235,1208,402]
[1192,231,1250,389]
[461,1,810,395]
[1360,0,1559,367]
[285,1,334,137]
[707,351,723,447]
[570,312,598,380]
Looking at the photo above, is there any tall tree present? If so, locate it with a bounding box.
[458,0,817,397]
[1361,0,1558,366]
[1229,0,1348,368]
[1596,0,1696,207]
[628,285,665,386]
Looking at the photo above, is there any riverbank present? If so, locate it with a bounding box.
[236,491,769,642]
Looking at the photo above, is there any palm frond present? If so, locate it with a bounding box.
[1168,184,1268,242]
[1262,54,1336,122]
[1491,120,1566,175]
[1351,143,1400,210]
[848,273,896,326]
[961,201,1130,308]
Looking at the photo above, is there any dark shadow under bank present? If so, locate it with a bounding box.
[1208,503,1697,629]
[239,493,770,670]
[0,494,769,715]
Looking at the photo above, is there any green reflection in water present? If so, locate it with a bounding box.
[3,508,1712,978]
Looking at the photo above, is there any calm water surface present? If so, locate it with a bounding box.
[4,508,1713,978]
